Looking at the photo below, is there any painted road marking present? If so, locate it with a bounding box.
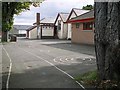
[3,47,12,90]
[54,56,96,66]
[71,58,74,60]
[48,50,50,52]
[20,48,85,90]
[54,58,70,65]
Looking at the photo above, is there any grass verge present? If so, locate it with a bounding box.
[74,70,98,87]
[74,70,120,89]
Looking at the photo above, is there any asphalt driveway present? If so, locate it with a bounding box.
[2,38,96,89]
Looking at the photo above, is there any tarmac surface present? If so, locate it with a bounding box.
[2,38,96,89]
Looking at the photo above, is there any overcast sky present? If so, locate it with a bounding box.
[14,0,94,25]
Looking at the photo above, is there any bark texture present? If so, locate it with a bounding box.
[2,31,8,42]
[95,2,120,80]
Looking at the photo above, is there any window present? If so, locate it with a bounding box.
[58,20,61,30]
[83,22,93,30]
[76,23,80,28]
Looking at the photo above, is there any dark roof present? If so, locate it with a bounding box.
[70,10,94,21]
[26,26,37,31]
[13,25,32,30]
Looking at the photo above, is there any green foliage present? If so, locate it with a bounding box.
[82,5,93,10]
[2,1,44,31]
[1,1,44,42]
[74,70,97,85]
[0,2,1,31]
[2,2,32,31]
[2,0,44,3]
[75,70,120,89]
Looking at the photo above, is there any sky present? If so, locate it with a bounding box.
[13,0,94,25]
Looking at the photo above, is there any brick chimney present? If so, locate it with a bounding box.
[36,13,40,39]
[36,13,40,25]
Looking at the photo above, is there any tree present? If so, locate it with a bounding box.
[95,2,120,81]
[1,1,44,42]
[0,1,2,33]
[2,2,32,42]
[82,5,93,10]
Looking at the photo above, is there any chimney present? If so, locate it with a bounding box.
[36,13,40,25]
[36,13,40,39]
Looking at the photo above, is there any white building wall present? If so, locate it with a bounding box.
[19,30,26,34]
[58,21,63,39]
[29,27,37,39]
[67,12,76,39]
[67,23,71,39]
[56,16,68,39]
[62,23,68,39]
[56,16,62,39]
[42,26,54,36]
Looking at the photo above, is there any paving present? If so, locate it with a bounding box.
[2,38,97,89]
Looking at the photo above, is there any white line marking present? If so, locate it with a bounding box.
[3,47,12,90]
[53,58,57,62]
[53,58,70,65]
[65,58,69,61]
[48,50,50,52]
[65,58,67,61]
[60,58,66,62]
[83,58,86,60]
[20,48,85,89]
[71,58,74,60]
[89,58,92,61]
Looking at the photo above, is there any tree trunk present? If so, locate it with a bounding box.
[95,2,120,80]
[1,31,8,42]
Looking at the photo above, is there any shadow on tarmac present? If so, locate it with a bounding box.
[2,62,96,89]
[43,43,95,56]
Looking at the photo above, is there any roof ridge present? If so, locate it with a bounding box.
[59,12,69,14]
[73,8,90,11]
[70,10,94,20]
[73,8,82,10]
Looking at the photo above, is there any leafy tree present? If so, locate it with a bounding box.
[82,4,93,10]
[1,1,44,42]
[95,2,120,82]
[0,2,1,32]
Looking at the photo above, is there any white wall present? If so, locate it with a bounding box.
[56,16,68,39]
[67,12,76,39]
[67,23,71,39]
[29,27,37,39]
[56,16,62,39]
[62,23,68,39]
[42,26,54,36]
[57,21,63,39]
[19,30,26,34]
